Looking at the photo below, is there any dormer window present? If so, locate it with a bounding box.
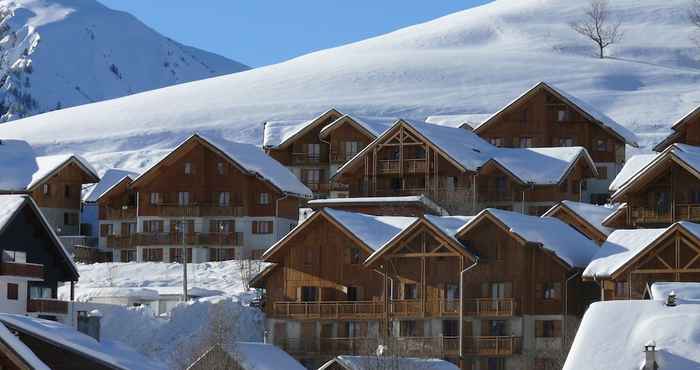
[43,183,50,196]
[557,110,570,122]
[184,162,192,175]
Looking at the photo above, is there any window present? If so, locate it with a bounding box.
[489,137,504,147]
[258,192,270,205]
[403,283,418,300]
[595,138,607,152]
[120,250,137,262]
[64,212,78,226]
[217,192,231,207]
[143,248,163,262]
[306,143,321,160]
[64,185,71,198]
[100,224,114,237]
[596,166,608,180]
[302,169,321,190]
[518,137,533,148]
[347,286,359,301]
[142,220,164,233]
[30,286,52,299]
[542,282,562,300]
[344,141,360,160]
[123,222,137,236]
[390,177,402,191]
[178,192,190,206]
[487,358,506,370]
[2,251,26,263]
[572,180,581,194]
[614,281,628,297]
[557,109,570,122]
[7,283,18,300]
[534,358,557,370]
[43,183,50,196]
[535,320,561,338]
[445,284,459,300]
[348,247,362,265]
[442,319,459,337]
[559,137,574,147]
[216,162,226,175]
[170,247,192,263]
[520,109,528,124]
[149,192,161,205]
[184,162,192,175]
[399,320,418,337]
[495,176,507,192]
[210,220,234,233]
[252,221,273,234]
[300,286,318,302]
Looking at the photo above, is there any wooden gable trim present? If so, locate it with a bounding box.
[478,159,527,186]
[261,210,374,262]
[653,130,683,152]
[249,263,278,289]
[94,176,133,204]
[271,108,343,149]
[0,337,35,370]
[542,203,607,243]
[318,115,377,140]
[26,156,100,192]
[671,105,700,131]
[601,203,627,228]
[363,218,474,268]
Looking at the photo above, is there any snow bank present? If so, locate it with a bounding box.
[650,282,700,302]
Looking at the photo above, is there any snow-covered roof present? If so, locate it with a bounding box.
[583,222,700,279]
[132,134,312,198]
[671,104,700,130]
[320,355,460,370]
[0,314,167,370]
[149,286,223,297]
[461,208,599,268]
[324,208,418,251]
[542,201,620,237]
[610,144,700,198]
[563,300,700,370]
[489,146,596,185]
[424,214,473,238]
[650,282,700,302]
[263,108,340,148]
[308,196,448,215]
[0,139,98,192]
[425,113,493,129]
[76,287,160,301]
[406,120,493,171]
[233,342,306,370]
[0,195,27,233]
[319,115,394,139]
[0,322,50,370]
[83,168,140,202]
[473,82,639,147]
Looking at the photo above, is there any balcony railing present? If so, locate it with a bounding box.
[27,299,69,315]
[292,153,322,165]
[464,298,516,317]
[630,204,700,224]
[106,232,244,249]
[100,206,137,220]
[330,151,360,164]
[0,262,44,280]
[378,160,400,174]
[153,203,245,218]
[463,336,521,356]
[275,336,458,357]
[404,159,428,174]
[273,301,384,320]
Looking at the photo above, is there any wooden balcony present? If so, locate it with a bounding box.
[463,336,521,356]
[292,153,323,165]
[464,298,516,317]
[154,203,245,218]
[404,159,428,174]
[378,160,400,174]
[630,204,700,225]
[330,151,358,164]
[0,262,44,280]
[100,206,136,220]
[272,301,384,320]
[27,299,69,315]
[106,232,244,249]
[275,336,458,357]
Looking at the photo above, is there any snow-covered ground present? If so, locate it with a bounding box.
[0,0,247,121]
[57,261,267,369]
[0,0,698,169]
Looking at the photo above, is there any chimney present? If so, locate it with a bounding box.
[644,342,659,370]
[666,291,677,307]
[77,310,102,341]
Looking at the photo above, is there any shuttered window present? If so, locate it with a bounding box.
[535,320,561,337]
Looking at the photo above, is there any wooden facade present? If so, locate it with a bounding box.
[542,203,609,245]
[654,106,700,151]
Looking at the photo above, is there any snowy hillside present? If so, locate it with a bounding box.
[0,0,247,121]
[0,0,699,167]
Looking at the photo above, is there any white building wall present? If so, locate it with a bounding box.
[40,207,80,236]
[0,278,28,314]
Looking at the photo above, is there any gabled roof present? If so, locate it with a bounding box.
[424,113,493,130]
[583,222,700,280]
[320,355,460,370]
[130,133,312,198]
[0,195,78,280]
[458,208,599,268]
[0,139,99,192]
[472,82,639,147]
[233,342,306,370]
[653,104,700,151]
[0,322,50,370]
[318,114,394,139]
[485,146,597,185]
[542,201,620,238]
[307,195,449,216]
[610,144,700,201]
[262,108,342,149]
[0,314,167,370]
[83,168,139,203]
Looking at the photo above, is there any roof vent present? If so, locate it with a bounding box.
[666,291,677,307]
[643,342,659,370]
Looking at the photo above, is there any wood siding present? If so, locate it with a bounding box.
[29,162,89,210]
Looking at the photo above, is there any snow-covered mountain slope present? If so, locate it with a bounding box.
[0,0,247,121]
[0,0,698,168]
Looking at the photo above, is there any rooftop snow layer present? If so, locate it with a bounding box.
[425,114,493,129]
[320,115,395,138]
[563,300,700,370]
[0,195,27,232]
[324,208,417,251]
[425,214,474,238]
[322,355,460,370]
[76,287,160,301]
[83,168,139,202]
[609,153,657,191]
[263,118,316,148]
[0,314,167,370]
[0,322,50,370]
[544,200,620,237]
[490,146,593,184]
[650,282,700,301]
[467,208,599,268]
[233,342,306,370]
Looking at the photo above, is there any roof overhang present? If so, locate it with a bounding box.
[318,115,377,140]
[27,155,100,192]
[264,108,343,150]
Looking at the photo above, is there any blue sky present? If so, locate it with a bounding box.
[97,1,492,67]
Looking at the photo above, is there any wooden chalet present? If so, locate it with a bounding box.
[454,209,599,370]
[468,82,638,204]
[542,201,620,245]
[654,105,700,151]
[608,144,700,227]
[0,140,99,236]
[263,109,394,198]
[583,222,700,300]
[97,134,311,262]
[0,195,78,321]
[332,119,598,215]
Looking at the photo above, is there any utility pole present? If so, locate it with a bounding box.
[181,216,188,302]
